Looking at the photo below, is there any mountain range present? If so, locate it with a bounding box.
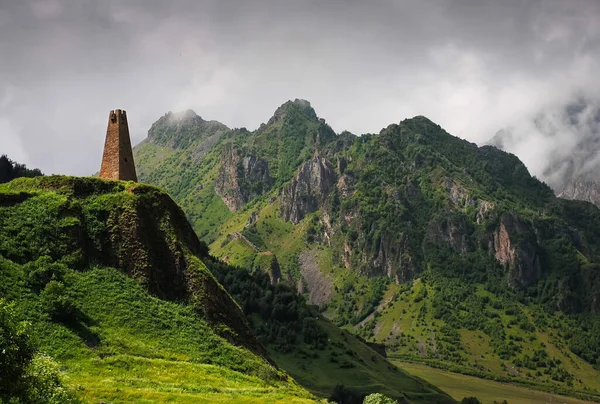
[133,99,600,401]
[3,98,600,403]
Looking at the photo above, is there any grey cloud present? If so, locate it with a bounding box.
[1,0,599,177]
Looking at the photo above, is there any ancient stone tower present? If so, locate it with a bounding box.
[99,109,138,181]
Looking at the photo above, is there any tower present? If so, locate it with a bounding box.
[99,109,138,182]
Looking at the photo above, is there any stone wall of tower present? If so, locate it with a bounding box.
[99,109,138,181]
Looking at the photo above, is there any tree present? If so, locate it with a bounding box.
[0,154,43,184]
[329,384,365,404]
[0,299,79,403]
[363,393,398,404]
[0,299,35,400]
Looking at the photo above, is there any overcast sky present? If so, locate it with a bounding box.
[1,0,599,177]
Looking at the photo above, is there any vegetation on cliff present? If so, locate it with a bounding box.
[134,99,600,401]
[0,176,315,403]
[0,175,453,403]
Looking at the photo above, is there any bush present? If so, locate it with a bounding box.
[363,393,398,404]
[329,384,365,404]
[24,256,67,293]
[40,281,81,323]
[0,299,78,403]
[0,300,35,399]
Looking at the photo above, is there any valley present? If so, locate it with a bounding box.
[398,362,594,404]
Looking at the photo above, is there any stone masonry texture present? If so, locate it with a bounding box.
[99,109,138,181]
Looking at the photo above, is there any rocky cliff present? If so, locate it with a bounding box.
[0,176,266,357]
[492,213,542,288]
[215,144,273,211]
[559,176,600,207]
[280,156,337,224]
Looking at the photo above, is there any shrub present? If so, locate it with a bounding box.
[0,299,78,403]
[40,281,81,323]
[329,384,365,404]
[24,256,67,293]
[363,393,398,404]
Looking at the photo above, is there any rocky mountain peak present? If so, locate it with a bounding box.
[147,109,229,150]
[268,98,319,125]
[169,108,203,122]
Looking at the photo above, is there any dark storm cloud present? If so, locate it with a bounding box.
[1,0,599,176]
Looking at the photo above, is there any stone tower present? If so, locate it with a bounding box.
[99,109,137,181]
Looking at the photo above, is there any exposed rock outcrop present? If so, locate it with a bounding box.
[299,249,333,306]
[425,211,470,254]
[280,156,336,224]
[444,179,476,208]
[493,213,542,288]
[476,200,495,224]
[215,144,273,211]
[370,234,417,284]
[245,211,259,228]
[559,177,600,207]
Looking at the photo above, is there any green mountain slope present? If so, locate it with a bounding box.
[209,261,453,403]
[134,100,600,401]
[0,176,315,403]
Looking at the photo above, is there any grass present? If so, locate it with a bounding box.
[1,262,315,403]
[397,362,595,404]
[210,199,312,279]
[364,278,600,401]
[269,318,454,404]
[67,355,316,404]
[0,177,317,403]
[0,176,455,403]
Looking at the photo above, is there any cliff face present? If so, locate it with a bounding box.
[492,213,542,288]
[280,156,336,224]
[215,144,273,212]
[559,177,600,207]
[426,211,471,254]
[0,176,266,357]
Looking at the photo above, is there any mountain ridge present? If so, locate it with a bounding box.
[134,99,600,401]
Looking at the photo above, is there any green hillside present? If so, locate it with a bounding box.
[0,176,452,403]
[0,176,314,403]
[134,99,600,402]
